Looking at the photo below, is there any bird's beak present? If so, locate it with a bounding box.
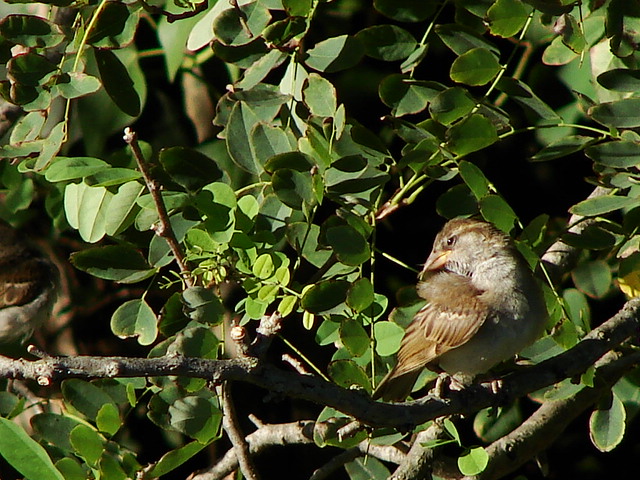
[420,249,450,279]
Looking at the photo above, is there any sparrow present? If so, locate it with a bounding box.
[0,222,57,345]
[373,218,547,402]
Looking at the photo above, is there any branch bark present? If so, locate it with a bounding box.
[2,297,638,429]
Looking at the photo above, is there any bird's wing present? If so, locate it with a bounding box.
[0,258,48,308]
[373,274,490,401]
[392,296,489,378]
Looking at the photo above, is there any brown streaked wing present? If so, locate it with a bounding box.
[392,275,489,378]
[0,258,47,308]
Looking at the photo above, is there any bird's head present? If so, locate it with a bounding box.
[419,218,513,281]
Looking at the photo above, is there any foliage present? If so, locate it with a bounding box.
[0,0,640,479]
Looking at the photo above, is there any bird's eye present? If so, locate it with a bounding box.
[446,235,457,247]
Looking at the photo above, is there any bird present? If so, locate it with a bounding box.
[0,221,57,345]
[373,217,547,402]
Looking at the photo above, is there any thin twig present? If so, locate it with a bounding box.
[221,382,260,480]
[139,0,209,23]
[122,128,193,287]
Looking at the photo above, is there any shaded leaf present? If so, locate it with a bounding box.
[0,417,64,480]
[94,49,140,117]
[111,298,158,346]
[71,245,155,283]
[305,35,364,73]
[450,48,501,86]
[590,392,626,452]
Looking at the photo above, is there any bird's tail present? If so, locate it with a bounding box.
[372,369,420,402]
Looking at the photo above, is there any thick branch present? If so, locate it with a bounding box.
[428,349,640,480]
[191,420,405,480]
[2,297,639,428]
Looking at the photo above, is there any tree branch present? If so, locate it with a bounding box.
[2,297,638,428]
[541,186,610,282]
[191,419,405,480]
[220,382,260,480]
[122,128,193,287]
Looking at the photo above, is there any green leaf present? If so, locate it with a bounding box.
[31,414,83,453]
[597,68,640,92]
[474,403,523,443]
[45,157,110,182]
[446,114,498,155]
[99,454,127,480]
[585,140,640,168]
[250,123,294,167]
[55,72,101,99]
[213,2,271,46]
[0,417,64,480]
[450,48,501,86]
[436,184,478,218]
[7,52,57,86]
[569,194,637,217]
[379,74,442,117]
[373,0,435,22]
[344,457,390,479]
[340,319,369,357]
[69,424,103,466]
[70,245,155,283]
[315,318,340,346]
[96,403,121,436]
[326,224,370,266]
[496,77,561,123]
[87,1,138,49]
[301,280,350,314]
[271,168,316,210]
[531,135,596,162]
[264,151,315,173]
[303,73,337,117]
[459,160,491,199]
[589,392,626,452]
[572,260,611,299]
[487,0,532,37]
[305,35,364,73]
[61,379,116,421]
[196,182,237,243]
[168,395,222,443]
[54,458,85,480]
[480,195,518,233]
[562,224,616,250]
[63,182,113,243]
[458,446,489,476]
[159,147,223,192]
[226,101,262,174]
[562,288,590,334]
[110,298,158,346]
[104,180,144,235]
[147,441,207,478]
[283,0,312,16]
[0,14,64,48]
[327,359,370,390]
[372,321,404,356]
[148,214,198,267]
[182,287,225,325]
[428,87,475,125]
[347,278,375,313]
[94,48,141,117]
[286,222,332,268]
[588,99,640,129]
[356,25,417,61]
[436,24,500,56]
